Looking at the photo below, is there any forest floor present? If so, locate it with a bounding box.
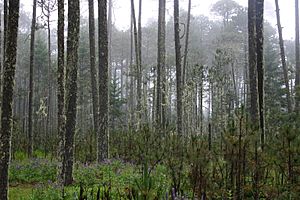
[8,155,171,199]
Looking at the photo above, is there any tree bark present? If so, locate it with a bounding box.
[57,0,65,188]
[256,0,265,149]
[137,0,143,127]
[174,0,183,136]
[28,0,37,158]
[275,0,292,113]
[0,0,20,198]
[64,0,80,185]
[0,0,8,110]
[182,0,191,86]
[156,0,166,130]
[248,0,259,127]
[295,0,300,113]
[3,0,8,68]
[98,0,109,162]
[130,0,142,129]
[88,0,99,133]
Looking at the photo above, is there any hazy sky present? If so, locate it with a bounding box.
[22,0,296,40]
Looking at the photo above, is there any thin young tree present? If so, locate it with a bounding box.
[98,0,109,162]
[64,0,80,185]
[275,0,292,113]
[37,0,57,155]
[137,0,143,125]
[88,0,99,133]
[28,0,37,158]
[0,0,20,198]
[174,0,183,135]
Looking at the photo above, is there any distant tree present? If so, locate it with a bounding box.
[275,0,292,113]
[0,0,20,198]
[37,0,57,155]
[211,0,242,27]
[64,0,80,185]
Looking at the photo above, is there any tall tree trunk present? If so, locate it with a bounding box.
[295,0,300,113]
[3,0,8,68]
[46,10,52,157]
[0,0,20,198]
[248,0,259,127]
[174,0,183,136]
[98,0,109,162]
[0,0,8,110]
[130,0,141,128]
[28,0,37,158]
[256,0,265,149]
[64,0,80,185]
[88,0,99,133]
[57,0,65,188]
[0,8,2,107]
[137,0,143,127]
[156,0,166,130]
[182,0,191,86]
[129,14,134,129]
[275,0,292,113]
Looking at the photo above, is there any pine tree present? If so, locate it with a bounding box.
[64,0,80,185]
[0,0,20,198]
[98,0,109,162]
[174,0,183,135]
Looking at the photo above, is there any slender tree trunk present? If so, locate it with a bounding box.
[275,0,292,113]
[248,0,259,127]
[137,0,143,126]
[0,8,2,107]
[64,0,80,185]
[57,0,65,188]
[28,0,37,158]
[129,15,134,129]
[256,0,265,148]
[98,0,109,162]
[108,0,112,129]
[182,0,191,86]
[156,0,166,130]
[45,12,52,157]
[174,0,183,136]
[88,0,99,133]
[130,0,141,128]
[0,0,20,198]
[295,0,300,113]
